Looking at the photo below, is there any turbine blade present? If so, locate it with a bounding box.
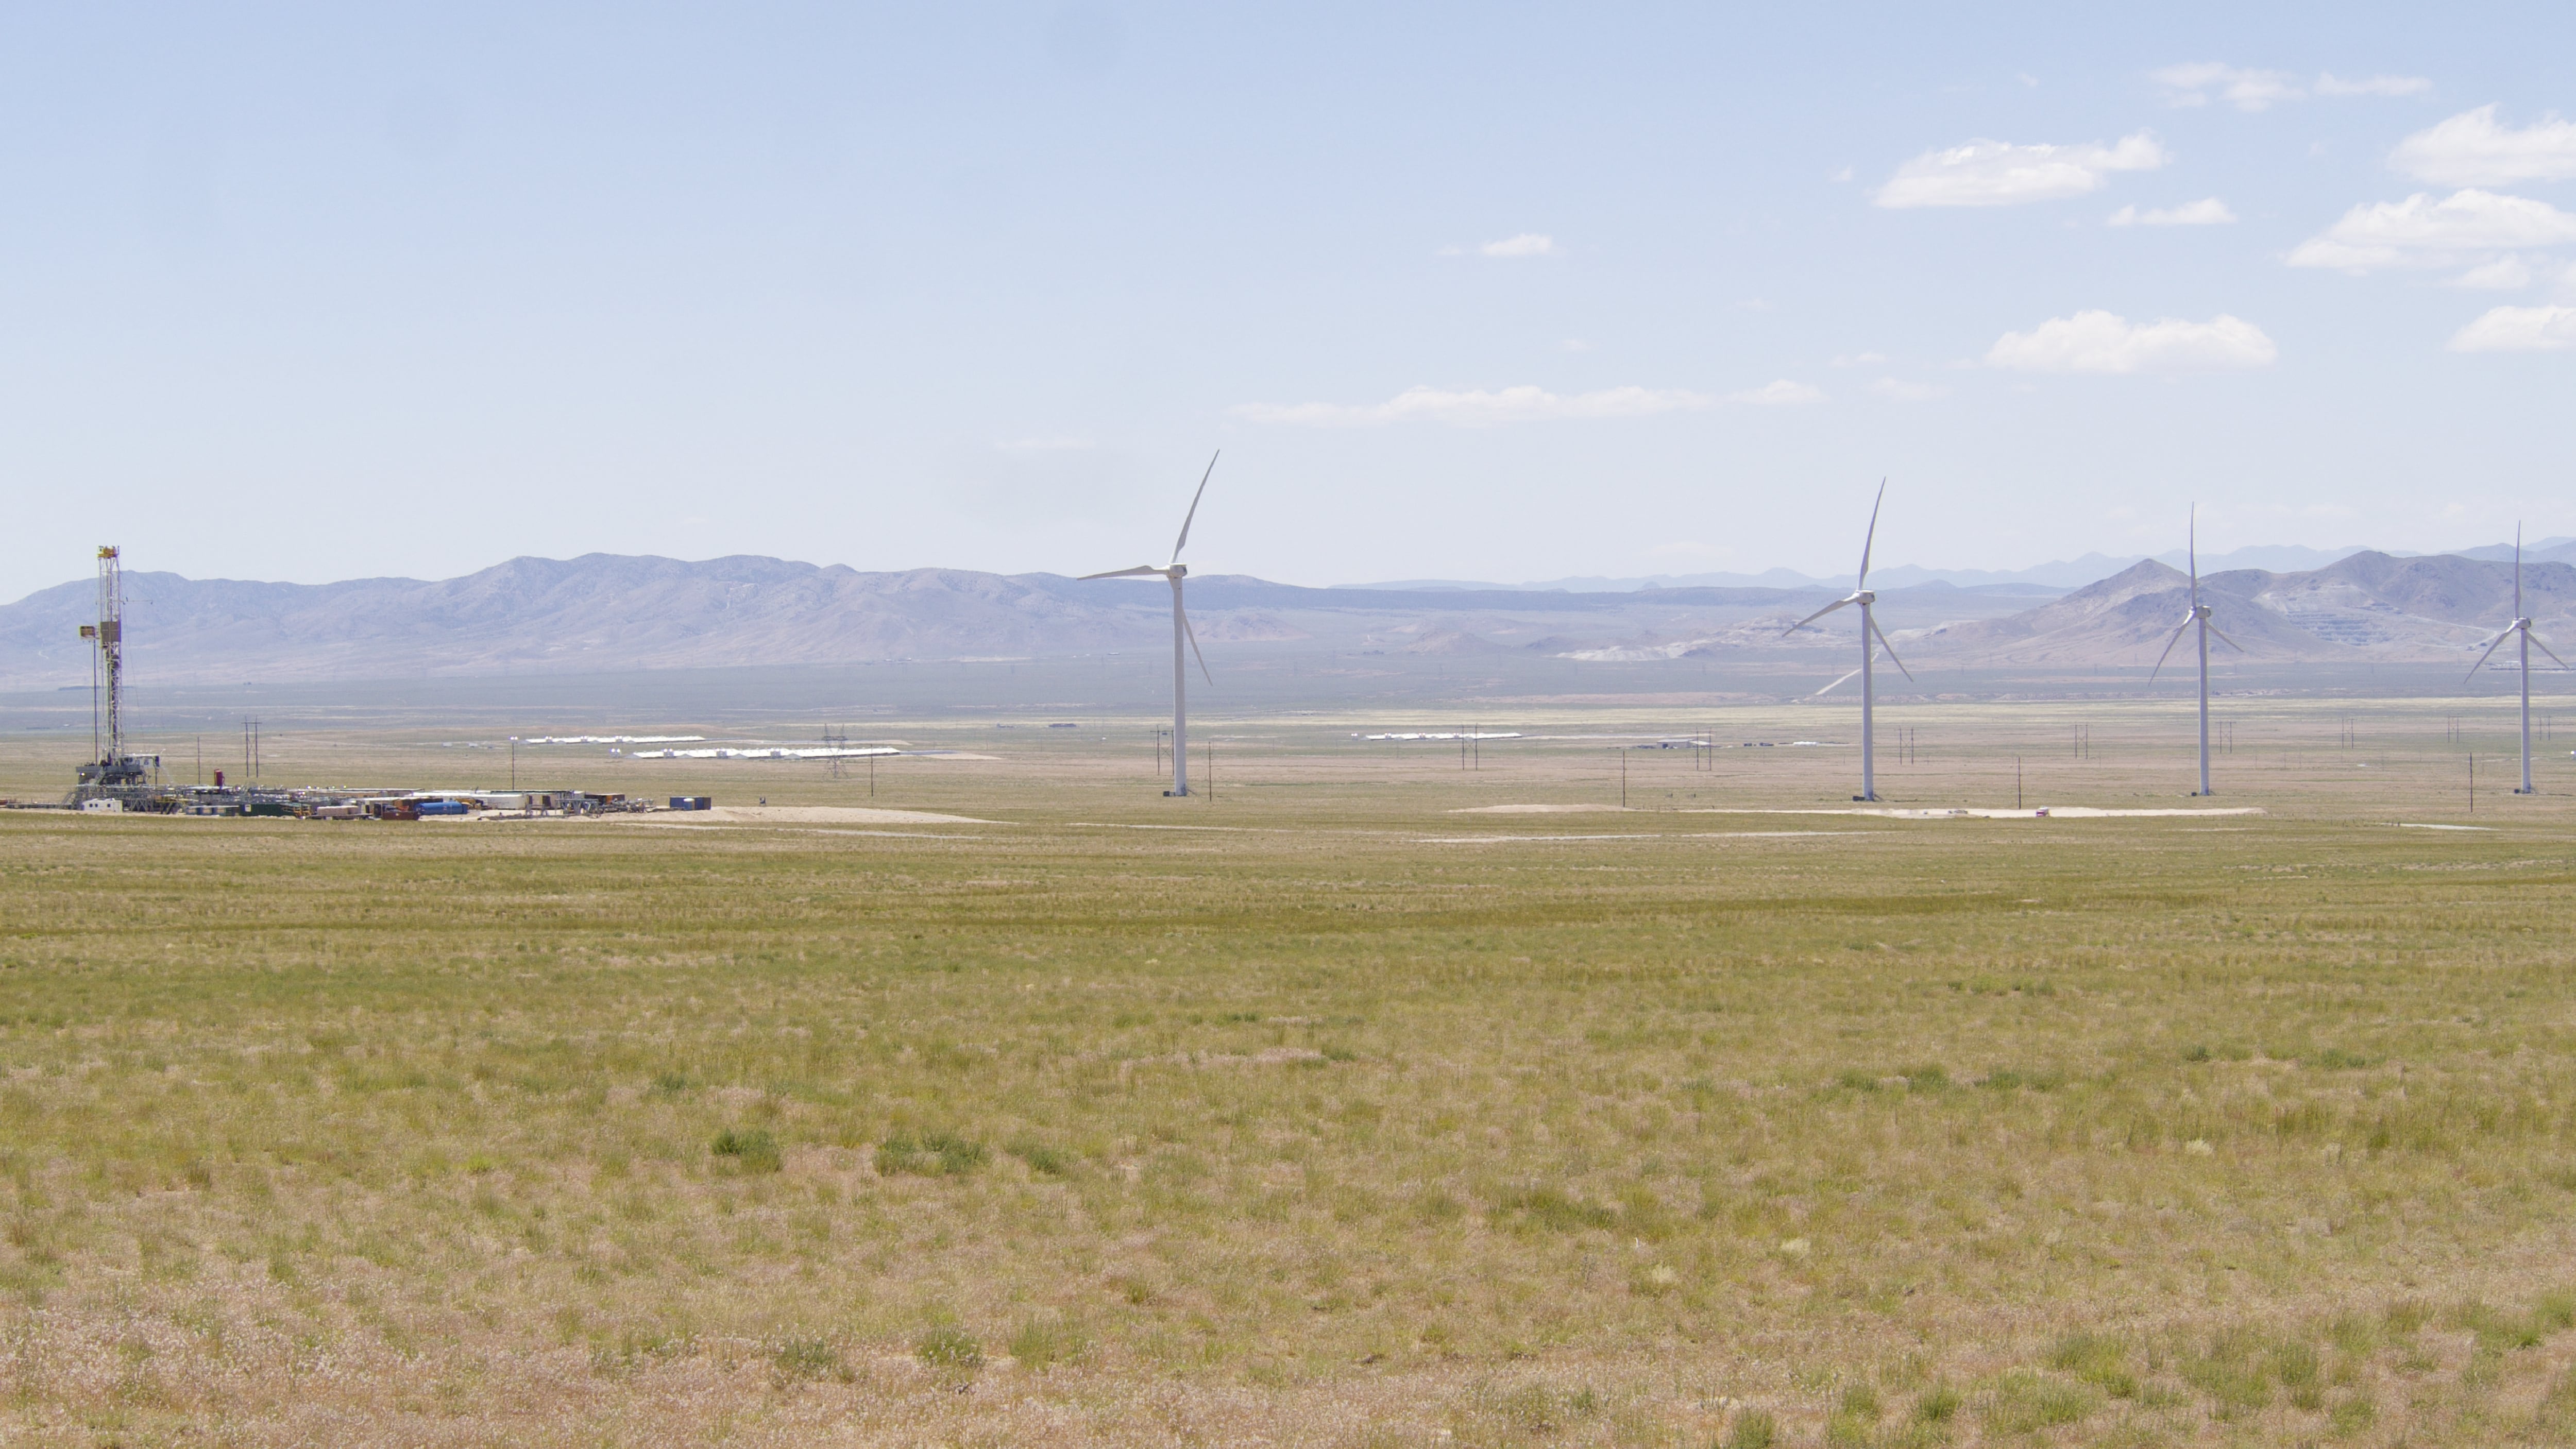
[1080,565,1166,581]
[2206,623,2246,655]
[1870,618,1915,681]
[1180,600,1213,685]
[2531,629,2569,670]
[2465,627,2513,682]
[2188,503,2199,605]
[1857,479,1886,588]
[1781,595,1856,636]
[2147,619,2190,682]
[1171,451,1219,563]
[1812,666,1862,696]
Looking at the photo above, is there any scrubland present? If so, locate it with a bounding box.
[2,699,2573,1445]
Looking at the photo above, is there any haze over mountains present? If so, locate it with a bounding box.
[1,544,2567,691]
[1357,539,2576,595]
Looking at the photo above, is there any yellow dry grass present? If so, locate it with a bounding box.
[0,695,2571,1445]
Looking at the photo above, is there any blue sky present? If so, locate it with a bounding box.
[3,3,2571,599]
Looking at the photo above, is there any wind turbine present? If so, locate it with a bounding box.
[2149,505,2244,797]
[2465,525,2564,795]
[1783,481,1911,802]
[1082,453,1220,797]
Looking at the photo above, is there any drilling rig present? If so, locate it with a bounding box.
[72,546,154,801]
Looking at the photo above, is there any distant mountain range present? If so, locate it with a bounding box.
[1351,538,2576,595]
[0,546,2563,689]
[1912,553,2576,664]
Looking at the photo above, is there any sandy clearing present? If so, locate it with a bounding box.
[1448,804,1627,814]
[1680,806,2266,820]
[627,805,1001,827]
[1420,831,1873,844]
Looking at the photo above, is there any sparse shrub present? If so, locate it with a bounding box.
[2182,1331,2274,1414]
[1902,1065,1947,1093]
[2272,1340,2321,1394]
[1835,1068,1879,1092]
[1914,1384,1961,1422]
[1981,1371,2097,1434]
[2328,1394,2377,1437]
[2328,1313,2380,1355]
[711,1128,781,1173]
[2310,1047,2377,1070]
[1007,1313,1086,1369]
[1839,1384,1881,1419]
[875,1131,986,1177]
[2533,1289,2576,1336]
[2046,1332,2138,1397]
[649,1071,690,1096]
[771,1336,844,1382]
[1005,1138,1073,1176]
[1722,1407,1776,1449]
[1485,1185,1616,1233]
[2183,1044,2212,1062]
[915,1324,982,1375]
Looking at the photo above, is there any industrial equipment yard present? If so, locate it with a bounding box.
[2,701,2572,1447]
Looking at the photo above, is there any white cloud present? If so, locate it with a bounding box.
[2391,106,2576,187]
[2287,189,2576,271]
[1724,380,1824,406]
[1829,351,1888,367]
[2315,72,2432,98]
[994,436,1096,452]
[1985,311,2278,373]
[1559,338,1593,352]
[2108,197,2238,227]
[1873,132,2168,208]
[1480,233,1556,259]
[1231,384,1712,427]
[2153,62,2302,111]
[2449,304,2576,351]
[2449,256,2534,289]
[2154,62,2429,111]
[1869,378,1948,402]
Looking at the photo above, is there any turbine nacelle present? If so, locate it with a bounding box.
[1076,452,1222,795]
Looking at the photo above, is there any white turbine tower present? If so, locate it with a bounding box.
[1082,453,1220,797]
[2465,525,2563,796]
[2149,506,2243,797]
[1783,481,1911,802]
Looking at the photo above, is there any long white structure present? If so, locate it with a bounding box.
[1783,481,1911,802]
[2150,507,2244,797]
[1080,453,1219,797]
[2466,526,2564,796]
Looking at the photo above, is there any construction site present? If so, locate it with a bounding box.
[36,546,655,821]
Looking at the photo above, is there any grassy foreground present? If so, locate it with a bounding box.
[4,713,2576,1446]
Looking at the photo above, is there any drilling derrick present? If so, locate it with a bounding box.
[75,546,149,795]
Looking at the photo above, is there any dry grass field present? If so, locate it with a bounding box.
[2,695,2574,1445]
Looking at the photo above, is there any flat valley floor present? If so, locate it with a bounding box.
[2,697,2574,1445]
